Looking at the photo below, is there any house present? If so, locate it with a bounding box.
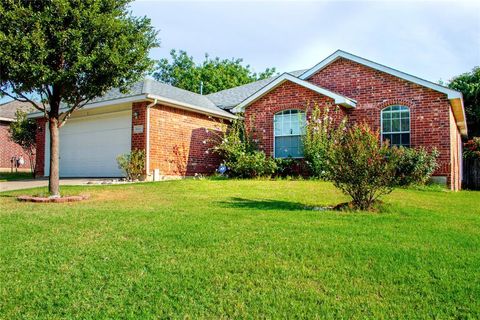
[31,50,467,190]
[0,101,35,171]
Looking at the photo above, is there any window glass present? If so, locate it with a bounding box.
[274,110,306,158]
[381,105,410,147]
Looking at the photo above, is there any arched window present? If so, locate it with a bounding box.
[274,109,306,158]
[381,105,410,147]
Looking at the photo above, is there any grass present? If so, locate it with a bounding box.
[0,171,34,182]
[0,179,479,318]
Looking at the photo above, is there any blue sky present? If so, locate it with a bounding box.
[1,0,479,104]
[132,0,480,83]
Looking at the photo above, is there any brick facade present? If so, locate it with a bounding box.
[148,104,224,177]
[34,104,225,179]
[245,58,462,190]
[0,120,33,171]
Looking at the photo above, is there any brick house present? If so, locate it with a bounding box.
[0,101,35,172]
[31,50,467,189]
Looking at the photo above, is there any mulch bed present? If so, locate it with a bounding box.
[17,194,89,203]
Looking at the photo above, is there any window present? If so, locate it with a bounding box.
[381,105,410,147]
[274,109,306,158]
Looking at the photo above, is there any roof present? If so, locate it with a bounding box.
[29,78,236,120]
[298,50,467,136]
[0,100,36,122]
[300,50,462,100]
[232,73,357,113]
[206,70,306,109]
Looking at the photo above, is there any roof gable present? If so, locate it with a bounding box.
[232,73,356,113]
[299,50,462,100]
[299,50,467,136]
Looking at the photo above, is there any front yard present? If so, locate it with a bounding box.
[0,180,479,318]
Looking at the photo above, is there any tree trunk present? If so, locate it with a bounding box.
[48,117,60,197]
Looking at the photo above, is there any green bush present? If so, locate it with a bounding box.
[464,137,480,159]
[326,123,398,211]
[228,151,277,178]
[212,118,276,178]
[116,149,145,180]
[393,146,439,186]
[303,104,346,178]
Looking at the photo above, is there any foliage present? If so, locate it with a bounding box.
[0,0,158,195]
[116,149,145,180]
[448,66,480,137]
[153,49,276,95]
[228,151,277,178]
[9,110,36,176]
[393,146,439,186]
[326,123,398,210]
[1,180,479,318]
[464,137,480,159]
[273,157,308,178]
[302,103,347,178]
[211,118,277,178]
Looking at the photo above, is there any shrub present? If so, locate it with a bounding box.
[116,149,145,180]
[274,157,308,178]
[464,137,480,159]
[326,123,398,211]
[212,118,276,178]
[393,146,439,186]
[303,104,346,178]
[228,151,277,178]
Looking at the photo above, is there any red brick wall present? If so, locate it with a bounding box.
[245,81,347,157]
[34,118,46,177]
[0,121,33,171]
[245,58,461,189]
[148,104,225,176]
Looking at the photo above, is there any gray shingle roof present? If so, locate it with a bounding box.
[206,70,307,109]
[0,100,36,121]
[90,78,234,118]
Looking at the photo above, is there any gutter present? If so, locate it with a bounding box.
[145,94,236,120]
[0,117,14,122]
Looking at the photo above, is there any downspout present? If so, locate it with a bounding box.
[146,98,158,179]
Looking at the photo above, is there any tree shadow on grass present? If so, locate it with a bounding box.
[218,197,309,211]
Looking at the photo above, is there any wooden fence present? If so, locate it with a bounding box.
[463,158,480,190]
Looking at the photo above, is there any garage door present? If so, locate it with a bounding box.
[45,110,132,177]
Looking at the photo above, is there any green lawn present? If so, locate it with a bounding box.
[0,171,33,182]
[1,180,479,318]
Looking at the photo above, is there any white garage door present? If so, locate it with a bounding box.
[45,110,132,177]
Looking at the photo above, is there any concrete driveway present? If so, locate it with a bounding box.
[0,178,108,192]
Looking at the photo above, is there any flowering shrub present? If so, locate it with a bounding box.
[116,149,145,180]
[326,123,398,210]
[464,137,480,159]
[211,118,276,178]
[303,103,346,178]
[393,146,439,186]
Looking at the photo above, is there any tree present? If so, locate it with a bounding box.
[9,110,37,177]
[153,50,276,95]
[448,66,480,138]
[326,123,398,211]
[0,0,158,197]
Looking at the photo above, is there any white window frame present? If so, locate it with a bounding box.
[273,109,306,159]
[380,105,411,147]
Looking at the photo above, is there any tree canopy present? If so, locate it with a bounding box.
[153,50,276,95]
[0,0,159,196]
[448,66,480,138]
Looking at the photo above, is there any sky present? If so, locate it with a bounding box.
[1,0,479,104]
[132,0,480,83]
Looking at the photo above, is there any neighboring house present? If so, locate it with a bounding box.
[31,50,467,190]
[0,101,35,171]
